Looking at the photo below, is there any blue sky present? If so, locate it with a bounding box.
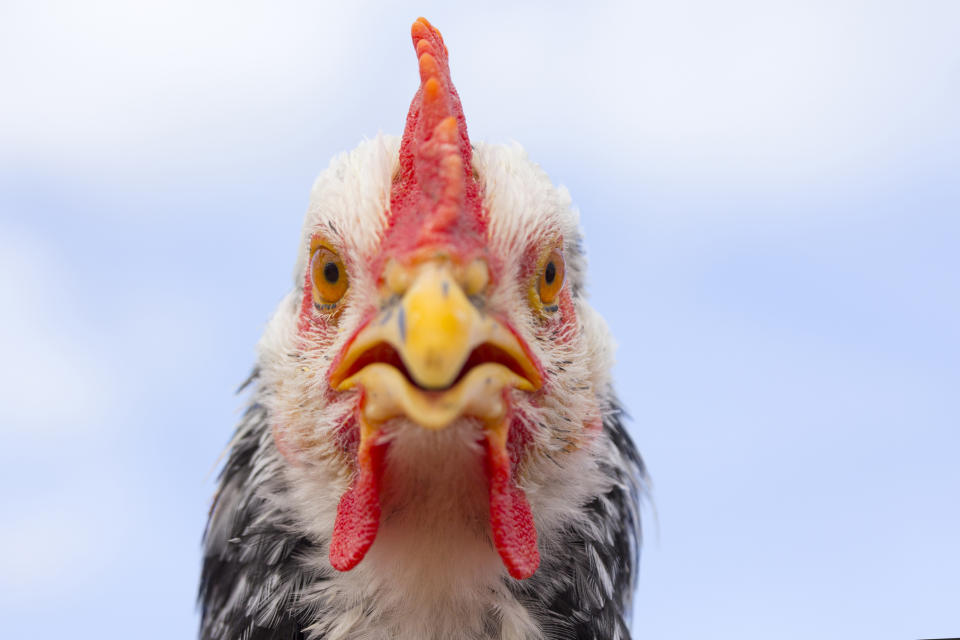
[1,1,958,638]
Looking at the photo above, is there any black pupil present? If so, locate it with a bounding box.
[544,261,556,285]
[323,261,340,284]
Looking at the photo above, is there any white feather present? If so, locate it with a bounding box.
[251,135,626,639]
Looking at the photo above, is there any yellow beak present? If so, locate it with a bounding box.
[329,261,541,430]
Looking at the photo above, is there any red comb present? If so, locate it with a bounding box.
[382,17,485,261]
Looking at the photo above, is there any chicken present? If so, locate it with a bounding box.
[199,17,644,640]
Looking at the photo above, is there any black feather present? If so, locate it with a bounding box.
[199,400,319,640]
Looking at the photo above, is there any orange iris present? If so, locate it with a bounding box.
[311,246,348,307]
[537,248,565,307]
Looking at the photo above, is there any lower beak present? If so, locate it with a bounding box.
[329,261,541,430]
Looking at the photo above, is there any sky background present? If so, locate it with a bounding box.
[1,1,958,638]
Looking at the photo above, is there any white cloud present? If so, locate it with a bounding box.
[0,225,113,434]
[0,503,98,594]
[453,2,960,182]
[0,0,366,168]
[1,1,957,194]
[0,476,134,604]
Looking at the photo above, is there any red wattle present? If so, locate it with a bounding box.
[329,439,385,571]
[485,434,540,580]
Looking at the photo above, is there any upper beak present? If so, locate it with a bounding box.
[329,261,541,430]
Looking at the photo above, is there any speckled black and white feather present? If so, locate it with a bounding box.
[201,392,643,640]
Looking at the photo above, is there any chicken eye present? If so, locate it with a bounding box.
[311,246,348,308]
[537,249,565,307]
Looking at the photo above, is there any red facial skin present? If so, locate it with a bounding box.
[291,245,578,579]
[290,229,580,579]
[278,18,592,580]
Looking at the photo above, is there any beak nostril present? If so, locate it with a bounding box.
[397,307,407,343]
